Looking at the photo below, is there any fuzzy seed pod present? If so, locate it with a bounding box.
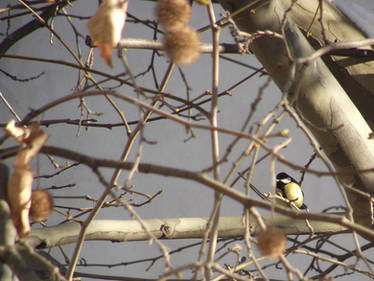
[30,189,53,222]
[156,0,191,30]
[163,26,201,65]
[257,226,286,258]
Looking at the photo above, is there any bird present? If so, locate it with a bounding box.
[276,172,307,209]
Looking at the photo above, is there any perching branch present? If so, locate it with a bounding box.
[23,215,348,249]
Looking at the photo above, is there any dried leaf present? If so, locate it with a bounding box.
[96,42,114,67]
[87,0,129,67]
[4,120,49,237]
[5,120,31,142]
[13,124,49,167]
[7,165,33,238]
[195,0,210,4]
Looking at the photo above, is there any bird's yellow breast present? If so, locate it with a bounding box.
[276,182,304,208]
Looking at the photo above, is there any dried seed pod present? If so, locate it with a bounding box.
[4,121,49,237]
[156,0,191,30]
[30,189,53,222]
[163,26,201,65]
[257,226,286,258]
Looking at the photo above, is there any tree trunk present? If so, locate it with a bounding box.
[219,0,374,230]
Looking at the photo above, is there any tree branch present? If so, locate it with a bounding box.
[0,0,76,54]
[23,215,348,249]
[117,38,240,53]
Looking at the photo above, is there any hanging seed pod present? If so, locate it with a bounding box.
[163,26,201,65]
[156,0,191,30]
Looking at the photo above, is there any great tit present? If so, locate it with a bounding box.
[276,172,307,209]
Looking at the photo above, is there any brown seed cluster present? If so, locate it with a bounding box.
[156,0,191,29]
[257,226,286,258]
[30,189,53,222]
[156,0,201,65]
[163,27,201,65]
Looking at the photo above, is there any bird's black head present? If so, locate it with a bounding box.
[276,172,289,180]
[276,172,297,189]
